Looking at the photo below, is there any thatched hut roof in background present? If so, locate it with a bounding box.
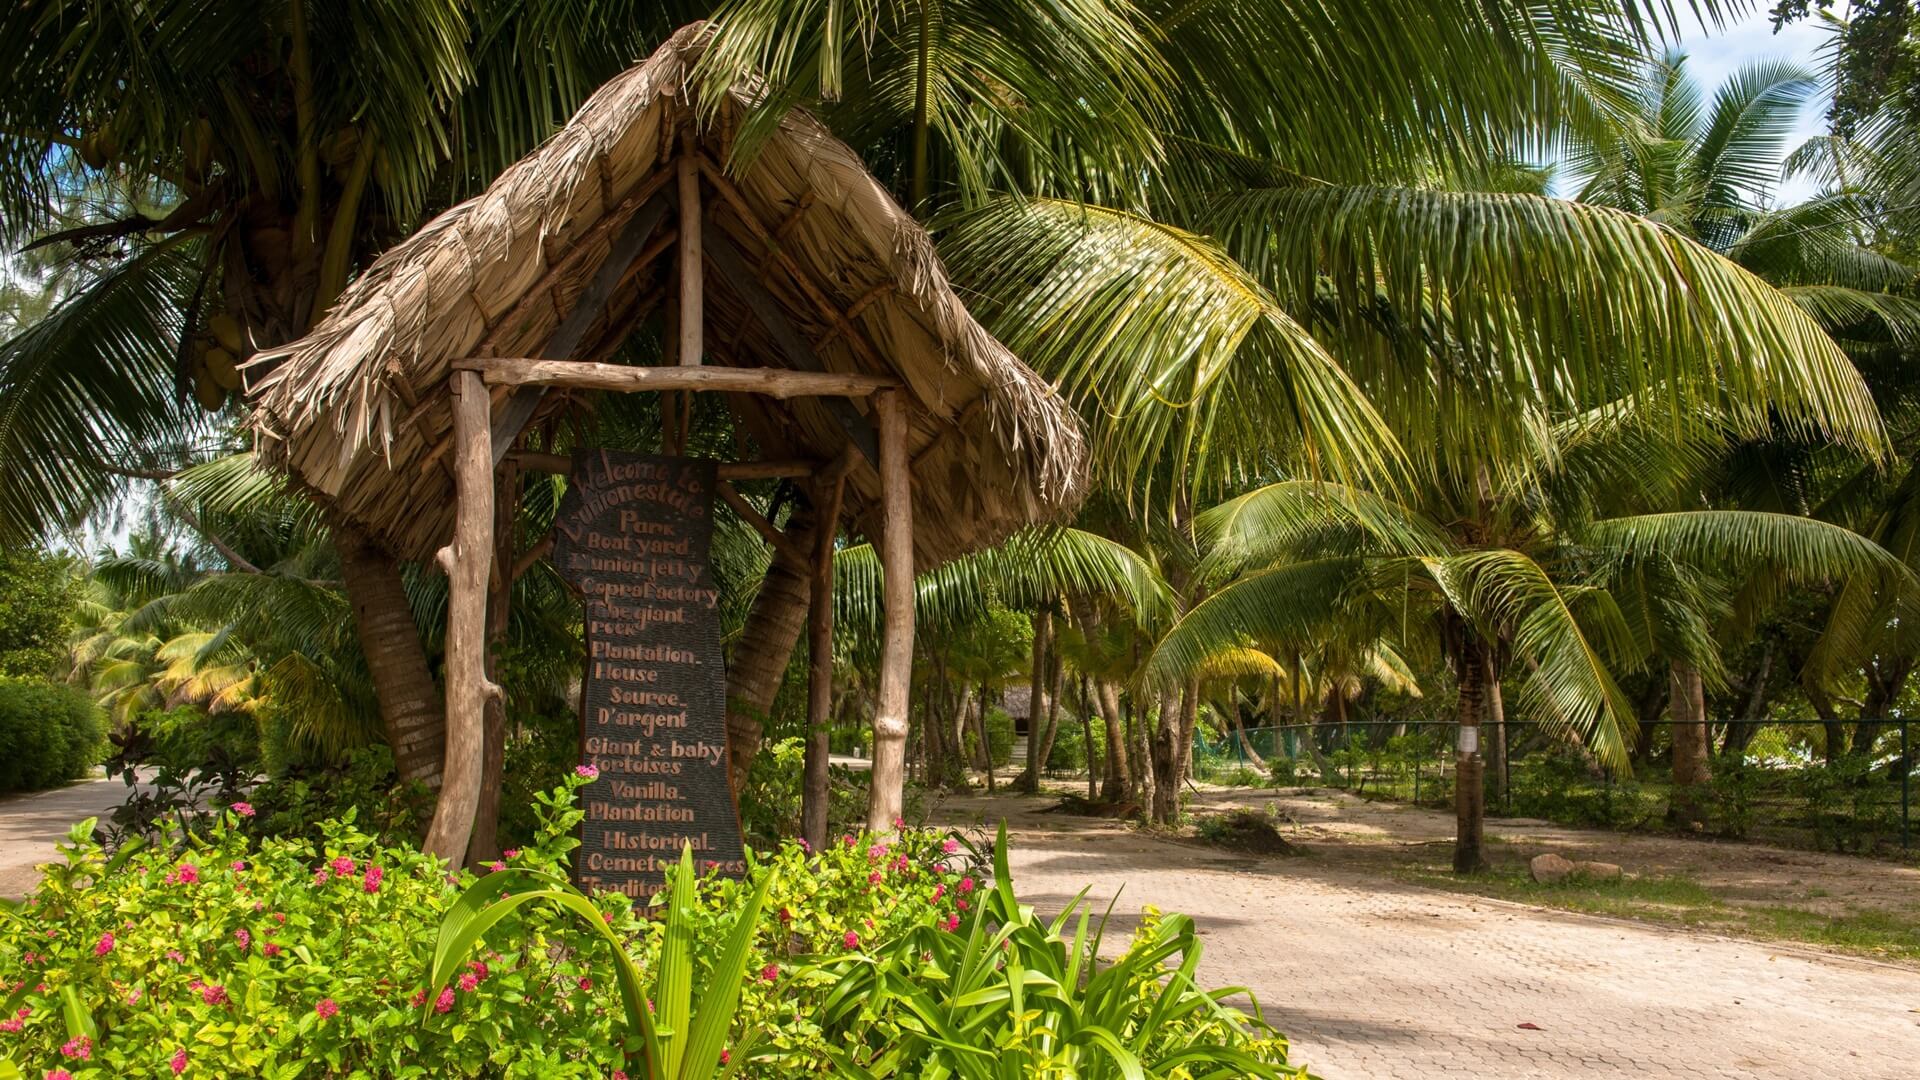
[245,23,1084,568]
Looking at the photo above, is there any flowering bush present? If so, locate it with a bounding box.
[0,774,1295,1077]
[0,774,979,1077]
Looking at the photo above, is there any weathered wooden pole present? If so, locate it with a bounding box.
[467,459,520,864]
[423,370,500,865]
[867,389,914,833]
[802,458,849,851]
[677,136,703,368]
[671,131,703,454]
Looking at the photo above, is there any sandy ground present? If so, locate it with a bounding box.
[931,785,1920,1080]
[1180,783,1920,922]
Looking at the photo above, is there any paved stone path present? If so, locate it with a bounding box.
[0,775,130,898]
[948,801,1920,1080]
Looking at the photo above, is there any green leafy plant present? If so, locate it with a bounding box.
[428,846,774,1079]
[792,825,1305,1078]
[0,676,104,795]
[0,770,981,1077]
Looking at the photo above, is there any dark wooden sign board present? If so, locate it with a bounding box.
[553,450,746,896]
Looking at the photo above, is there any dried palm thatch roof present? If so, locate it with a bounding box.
[245,23,1084,568]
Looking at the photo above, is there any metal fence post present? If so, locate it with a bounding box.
[1903,719,1910,853]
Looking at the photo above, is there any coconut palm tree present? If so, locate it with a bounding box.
[1141,403,1909,869]
[1566,46,1920,807]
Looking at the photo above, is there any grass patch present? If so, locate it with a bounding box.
[1402,862,1920,963]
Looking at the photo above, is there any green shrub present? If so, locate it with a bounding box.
[737,737,920,849]
[0,677,104,794]
[243,745,435,848]
[1792,753,1895,852]
[1708,756,1762,838]
[796,826,1305,1077]
[0,773,979,1077]
[983,706,1015,766]
[0,548,79,678]
[1044,716,1105,774]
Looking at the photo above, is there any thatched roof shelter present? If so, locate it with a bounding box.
[245,22,1085,568]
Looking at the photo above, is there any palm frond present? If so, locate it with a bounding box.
[1688,59,1817,211]
[1140,557,1368,688]
[1205,185,1886,461]
[835,526,1174,636]
[942,195,1402,497]
[1193,480,1450,579]
[1428,549,1636,769]
[0,240,204,542]
[1584,510,1913,588]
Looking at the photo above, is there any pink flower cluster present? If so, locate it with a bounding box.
[363,865,384,893]
[93,932,114,956]
[59,1034,90,1060]
[574,764,599,780]
[315,998,339,1020]
[229,801,254,817]
[163,863,199,886]
[170,1047,188,1074]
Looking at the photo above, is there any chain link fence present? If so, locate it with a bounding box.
[1182,719,1916,856]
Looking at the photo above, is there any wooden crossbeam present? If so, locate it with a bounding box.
[459,357,898,398]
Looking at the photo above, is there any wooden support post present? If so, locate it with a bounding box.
[423,370,501,866]
[469,460,519,863]
[678,139,703,368]
[867,390,914,833]
[670,136,702,455]
[716,479,807,566]
[803,449,855,851]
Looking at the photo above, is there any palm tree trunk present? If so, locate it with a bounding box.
[1036,634,1064,772]
[1667,660,1711,829]
[1724,643,1773,756]
[1131,698,1154,809]
[1808,685,1848,766]
[1094,679,1129,802]
[910,0,933,211]
[1236,707,1267,771]
[724,509,815,793]
[974,681,995,792]
[333,522,445,790]
[1452,634,1488,874]
[1485,652,1507,808]
[1171,677,1199,814]
[1856,657,1912,766]
[1149,686,1188,825]
[1016,606,1052,792]
[1080,676,1098,799]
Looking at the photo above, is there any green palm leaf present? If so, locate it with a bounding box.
[1428,549,1637,769]
[0,241,203,542]
[1205,184,1885,461]
[942,195,1402,494]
